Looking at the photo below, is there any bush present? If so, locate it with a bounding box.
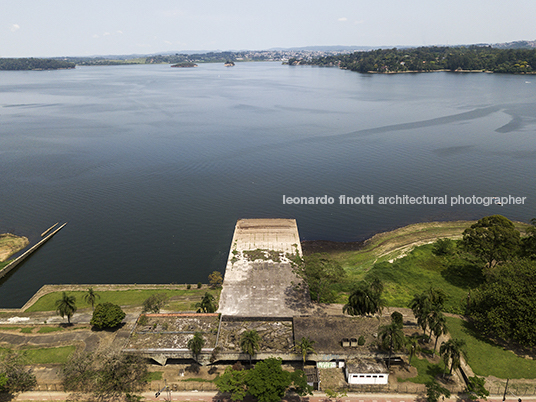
[90,303,126,329]
[142,293,168,313]
[197,282,202,289]
[187,284,191,289]
[138,315,148,326]
[432,238,456,256]
[358,336,365,346]
[209,271,223,288]
[0,350,37,394]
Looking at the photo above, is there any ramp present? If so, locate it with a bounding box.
[217,219,312,317]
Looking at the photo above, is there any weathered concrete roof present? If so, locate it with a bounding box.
[346,358,388,374]
[218,219,313,317]
[293,315,390,354]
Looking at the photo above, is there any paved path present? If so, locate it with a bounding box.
[12,391,536,402]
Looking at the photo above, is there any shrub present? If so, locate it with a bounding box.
[142,293,168,313]
[209,271,223,288]
[197,282,202,289]
[138,315,148,326]
[432,238,456,256]
[90,303,126,329]
[187,284,191,289]
[358,336,365,346]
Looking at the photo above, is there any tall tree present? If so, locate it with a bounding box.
[461,215,521,269]
[294,337,316,368]
[428,311,448,356]
[83,287,100,311]
[406,333,423,367]
[378,322,406,369]
[343,280,384,317]
[195,292,217,313]
[409,293,432,337]
[244,358,298,402]
[521,218,536,259]
[61,349,148,401]
[0,350,37,396]
[468,258,536,347]
[440,338,466,375]
[55,292,77,324]
[214,366,248,401]
[240,330,260,366]
[90,303,126,329]
[187,332,205,362]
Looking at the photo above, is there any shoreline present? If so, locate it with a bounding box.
[0,233,29,262]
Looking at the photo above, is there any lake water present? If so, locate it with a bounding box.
[1,62,535,307]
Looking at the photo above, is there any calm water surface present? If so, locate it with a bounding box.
[1,63,535,307]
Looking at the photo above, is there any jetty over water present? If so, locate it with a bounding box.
[217,218,313,317]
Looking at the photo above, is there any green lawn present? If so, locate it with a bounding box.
[37,326,65,333]
[146,371,163,381]
[22,345,76,364]
[333,243,483,313]
[0,345,76,364]
[446,317,536,379]
[398,356,446,384]
[26,288,220,312]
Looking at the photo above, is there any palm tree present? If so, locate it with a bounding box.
[294,336,316,368]
[378,322,406,369]
[55,292,77,324]
[83,287,100,311]
[240,330,260,366]
[343,281,384,316]
[195,292,217,313]
[439,338,466,376]
[409,293,432,338]
[187,332,205,362]
[406,333,423,367]
[429,311,448,356]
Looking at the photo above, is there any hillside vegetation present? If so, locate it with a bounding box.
[299,46,536,74]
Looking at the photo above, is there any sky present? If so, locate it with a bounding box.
[2,0,536,58]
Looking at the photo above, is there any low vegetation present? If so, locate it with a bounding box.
[0,345,75,365]
[299,215,536,381]
[26,288,219,312]
[446,317,536,379]
[0,233,29,262]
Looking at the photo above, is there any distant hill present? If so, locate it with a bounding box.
[493,40,536,49]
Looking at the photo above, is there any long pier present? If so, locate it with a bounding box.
[0,223,67,280]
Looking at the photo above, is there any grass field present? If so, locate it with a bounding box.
[26,288,221,312]
[446,317,536,379]
[331,243,484,312]
[0,345,76,364]
[398,356,446,384]
[328,220,529,312]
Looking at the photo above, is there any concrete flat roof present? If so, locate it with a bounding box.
[217,219,312,317]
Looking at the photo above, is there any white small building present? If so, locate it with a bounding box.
[345,359,389,385]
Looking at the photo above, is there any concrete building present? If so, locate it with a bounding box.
[345,359,389,385]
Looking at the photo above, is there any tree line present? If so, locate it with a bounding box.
[293,46,536,74]
[0,58,75,70]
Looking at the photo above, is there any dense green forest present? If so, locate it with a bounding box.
[294,46,536,74]
[0,58,75,70]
